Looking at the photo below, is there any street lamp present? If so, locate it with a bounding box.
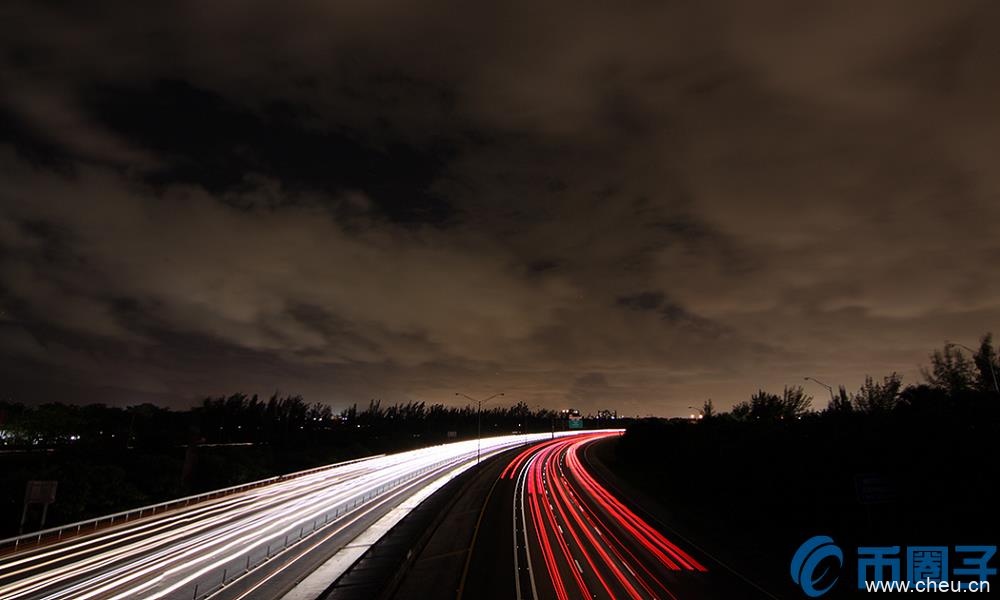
[947,341,1000,394]
[455,392,504,465]
[803,377,835,403]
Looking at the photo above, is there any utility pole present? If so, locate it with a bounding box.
[455,392,504,465]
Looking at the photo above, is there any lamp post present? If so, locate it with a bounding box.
[947,341,1000,394]
[455,392,504,465]
[803,376,835,403]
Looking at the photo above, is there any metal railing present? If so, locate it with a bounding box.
[0,453,384,554]
[186,450,487,600]
[0,434,584,600]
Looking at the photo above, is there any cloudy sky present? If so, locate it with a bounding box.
[1,1,999,415]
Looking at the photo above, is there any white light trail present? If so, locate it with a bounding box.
[0,431,605,600]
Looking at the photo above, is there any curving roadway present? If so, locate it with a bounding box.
[460,431,773,600]
[0,432,603,600]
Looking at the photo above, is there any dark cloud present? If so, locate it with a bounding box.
[85,79,457,224]
[616,292,664,311]
[2,0,1000,414]
[0,106,72,169]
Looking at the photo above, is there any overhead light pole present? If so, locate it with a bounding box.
[803,376,835,403]
[455,392,504,465]
[947,341,1000,394]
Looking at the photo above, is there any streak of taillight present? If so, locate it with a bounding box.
[533,442,592,599]
[565,439,707,573]
[528,457,569,600]
[544,443,643,600]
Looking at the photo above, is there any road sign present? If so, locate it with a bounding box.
[25,480,58,504]
[21,480,58,533]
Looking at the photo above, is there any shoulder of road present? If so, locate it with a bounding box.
[315,443,523,600]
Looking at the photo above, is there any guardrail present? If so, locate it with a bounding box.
[186,450,488,600]
[0,453,385,554]
[2,434,604,600]
[1,431,612,558]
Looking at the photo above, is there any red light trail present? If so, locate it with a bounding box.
[506,432,706,600]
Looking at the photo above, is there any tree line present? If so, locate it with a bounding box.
[613,333,1000,597]
[0,398,603,534]
[0,395,604,449]
[713,333,999,422]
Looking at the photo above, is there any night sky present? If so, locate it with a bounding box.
[1,2,999,415]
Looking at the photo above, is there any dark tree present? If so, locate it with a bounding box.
[826,385,853,413]
[972,333,1000,394]
[852,372,903,413]
[922,343,976,395]
[731,387,811,421]
[701,398,715,419]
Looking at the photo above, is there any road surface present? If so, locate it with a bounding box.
[461,432,774,600]
[0,432,601,600]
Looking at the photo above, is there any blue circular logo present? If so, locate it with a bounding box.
[791,536,843,597]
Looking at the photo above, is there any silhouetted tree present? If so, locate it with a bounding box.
[972,333,1000,394]
[852,372,903,413]
[781,386,812,418]
[827,385,853,413]
[702,398,715,419]
[731,387,811,421]
[899,383,948,413]
[922,343,976,395]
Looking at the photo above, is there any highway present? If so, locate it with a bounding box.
[0,432,598,600]
[461,432,772,600]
